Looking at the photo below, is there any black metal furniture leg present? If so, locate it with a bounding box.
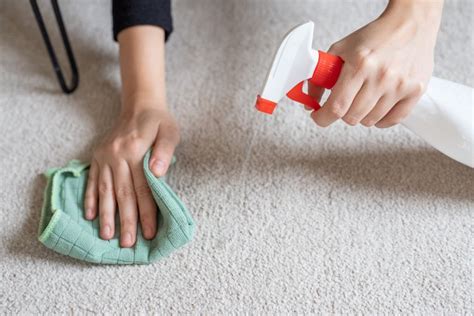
[30,0,79,94]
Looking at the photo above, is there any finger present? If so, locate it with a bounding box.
[113,161,138,248]
[131,161,157,240]
[375,81,423,128]
[311,65,364,127]
[305,84,324,111]
[305,83,325,111]
[84,160,99,220]
[375,97,418,128]
[149,122,180,177]
[360,94,396,127]
[98,165,116,240]
[308,83,325,101]
[342,81,381,126]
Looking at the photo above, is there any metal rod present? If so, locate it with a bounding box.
[30,0,79,94]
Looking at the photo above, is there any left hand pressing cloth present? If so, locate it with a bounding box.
[38,150,195,264]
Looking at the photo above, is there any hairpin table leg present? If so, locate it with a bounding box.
[30,0,79,94]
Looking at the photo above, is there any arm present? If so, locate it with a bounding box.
[83,26,179,248]
[310,0,444,128]
[119,25,179,177]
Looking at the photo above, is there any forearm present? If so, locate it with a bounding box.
[388,0,444,11]
[385,0,444,30]
[117,25,167,113]
[377,0,444,50]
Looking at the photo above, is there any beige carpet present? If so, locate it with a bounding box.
[0,0,473,313]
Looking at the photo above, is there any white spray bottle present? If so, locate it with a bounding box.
[255,21,473,168]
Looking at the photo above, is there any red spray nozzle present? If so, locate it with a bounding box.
[310,51,344,89]
[255,95,277,115]
[256,51,344,115]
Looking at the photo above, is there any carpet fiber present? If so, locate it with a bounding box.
[0,0,472,313]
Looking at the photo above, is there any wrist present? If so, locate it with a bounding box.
[121,95,168,117]
[386,0,443,24]
[382,0,443,45]
[118,25,168,117]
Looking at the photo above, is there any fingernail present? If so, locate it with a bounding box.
[149,157,156,168]
[85,209,92,219]
[143,227,155,239]
[122,232,133,247]
[345,116,359,126]
[153,160,165,176]
[365,120,376,127]
[102,225,111,239]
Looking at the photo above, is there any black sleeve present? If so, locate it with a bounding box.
[112,0,173,41]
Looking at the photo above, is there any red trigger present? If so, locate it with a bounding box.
[286,81,321,111]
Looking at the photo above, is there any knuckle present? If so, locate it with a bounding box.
[412,81,425,96]
[355,49,375,71]
[121,218,136,230]
[397,78,409,91]
[87,172,98,183]
[135,183,152,198]
[86,177,97,188]
[108,136,148,157]
[116,185,135,199]
[109,140,122,154]
[328,103,346,118]
[98,181,113,195]
[379,67,395,82]
[124,138,144,156]
[355,48,369,61]
[92,145,103,155]
[84,192,96,202]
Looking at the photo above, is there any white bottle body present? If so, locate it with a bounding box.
[402,76,473,168]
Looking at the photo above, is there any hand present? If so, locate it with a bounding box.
[83,105,180,247]
[309,0,443,128]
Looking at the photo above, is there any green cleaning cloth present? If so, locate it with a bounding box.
[38,150,195,264]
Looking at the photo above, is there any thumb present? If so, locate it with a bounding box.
[149,122,180,177]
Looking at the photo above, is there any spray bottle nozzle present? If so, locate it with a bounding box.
[255,95,277,115]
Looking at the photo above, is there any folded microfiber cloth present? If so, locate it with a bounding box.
[38,150,195,264]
